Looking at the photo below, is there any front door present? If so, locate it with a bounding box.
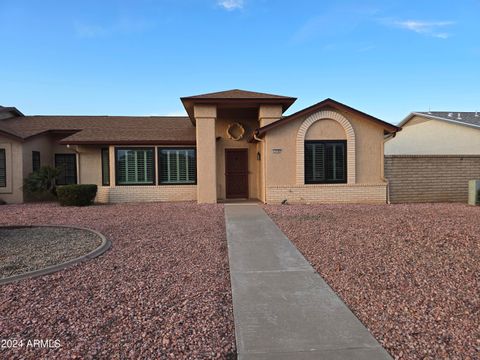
[225,149,249,199]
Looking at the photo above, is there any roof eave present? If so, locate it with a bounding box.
[405,112,480,130]
[58,139,197,145]
[255,98,401,138]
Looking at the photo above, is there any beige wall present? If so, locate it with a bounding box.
[0,135,23,203]
[100,185,197,203]
[215,116,260,200]
[195,105,217,203]
[263,107,388,204]
[22,134,54,177]
[385,116,480,155]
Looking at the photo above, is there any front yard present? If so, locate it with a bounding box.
[0,202,235,359]
[264,203,480,359]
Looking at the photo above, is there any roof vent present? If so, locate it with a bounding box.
[427,107,431,114]
[457,113,462,120]
[448,112,453,117]
[475,112,479,117]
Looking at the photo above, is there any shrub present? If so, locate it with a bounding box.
[23,166,60,201]
[57,184,98,206]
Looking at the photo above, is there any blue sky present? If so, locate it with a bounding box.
[1,0,479,124]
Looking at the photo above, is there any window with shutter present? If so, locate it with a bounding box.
[305,141,346,184]
[55,154,77,185]
[115,148,155,185]
[101,148,110,186]
[32,151,41,172]
[159,148,196,185]
[0,149,6,187]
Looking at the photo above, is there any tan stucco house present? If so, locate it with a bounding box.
[385,111,480,203]
[0,90,400,204]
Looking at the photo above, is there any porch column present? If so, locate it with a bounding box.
[194,105,217,203]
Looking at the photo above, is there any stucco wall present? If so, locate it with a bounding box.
[77,145,103,185]
[0,135,23,203]
[263,107,387,203]
[215,116,260,200]
[265,107,386,186]
[21,134,54,177]
[385,116,480,155]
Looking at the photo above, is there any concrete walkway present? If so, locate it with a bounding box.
[225,204,392,360]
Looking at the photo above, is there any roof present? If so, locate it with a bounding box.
[255,98,401,138]
[182,89,295,100]
[0,106,23,117]
[0,115,196,144]
[401,111,480,129]
[181,89,297,122]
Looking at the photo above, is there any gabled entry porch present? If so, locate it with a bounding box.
[180,89,296,204]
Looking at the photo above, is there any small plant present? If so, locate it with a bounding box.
[57,184,98,206]
[23,166,60,201]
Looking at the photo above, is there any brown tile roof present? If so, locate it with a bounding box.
[0,115,196,144]
[181,89,297,121]
[182,89,295,100]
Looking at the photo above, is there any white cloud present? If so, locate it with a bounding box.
[217,0,244,11]
[393,20,455,38]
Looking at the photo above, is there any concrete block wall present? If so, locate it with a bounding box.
[385,155,480,203]
[266,184,387,204]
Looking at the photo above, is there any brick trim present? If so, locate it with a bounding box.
[296,110,356,185]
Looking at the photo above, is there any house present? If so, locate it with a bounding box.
[385,111,480,203]
[0,89,400,204]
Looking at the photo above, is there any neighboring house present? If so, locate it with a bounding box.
[0,89,399,204]
[385,111,480,203]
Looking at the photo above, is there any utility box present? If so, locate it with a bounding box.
[468,180,480,205]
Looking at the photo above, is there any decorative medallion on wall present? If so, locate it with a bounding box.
[226,122,245,141]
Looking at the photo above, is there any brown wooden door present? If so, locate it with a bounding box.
[225,149,249,199]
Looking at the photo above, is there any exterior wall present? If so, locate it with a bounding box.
[0,135,23,203]
[385,155,480,203]
[267,184,387,204]
[21,134,54,177]
[98,185,197,203]
[385,116,480,155]
[195,105,217,203]
[215,116,260,200]
[263,107,387,204]
[96,145,198,204]
[77,145,102,185]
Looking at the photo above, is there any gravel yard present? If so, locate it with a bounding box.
[0,202,235,359]
[264,203,480,360]
[0,227,102,279]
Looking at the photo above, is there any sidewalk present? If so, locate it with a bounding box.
[225,204,392,360]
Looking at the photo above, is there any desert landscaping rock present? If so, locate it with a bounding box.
[264,203,480,360]
[0,202,235,359]
[0,226,102,279]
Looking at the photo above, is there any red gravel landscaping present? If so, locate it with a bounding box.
[0,202,235,359]
[264,203,480,360]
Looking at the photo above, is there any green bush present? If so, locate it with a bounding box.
[57,184,98,206]
[23,166,60,201]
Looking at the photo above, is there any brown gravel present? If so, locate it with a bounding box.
[0,202,235,359]
[264,203,480,360]
[0,227,102,279]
